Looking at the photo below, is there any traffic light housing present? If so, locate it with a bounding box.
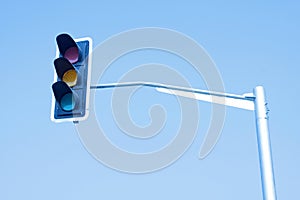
[51,33,92,122]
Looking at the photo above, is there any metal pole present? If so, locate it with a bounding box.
[254,86,277,200]
[91,81,248,100]
[92,82,277,199]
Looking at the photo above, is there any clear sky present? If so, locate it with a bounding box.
[1,0,299,199]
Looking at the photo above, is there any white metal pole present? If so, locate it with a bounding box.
[92,82,277,199]
[254,86,277,200]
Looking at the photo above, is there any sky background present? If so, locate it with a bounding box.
[1,0,299,199]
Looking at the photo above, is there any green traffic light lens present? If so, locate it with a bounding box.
[60,93,76,111]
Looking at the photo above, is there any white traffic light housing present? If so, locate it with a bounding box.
[51,33,92,122]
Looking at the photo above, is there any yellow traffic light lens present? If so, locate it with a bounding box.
[62,69,77,87]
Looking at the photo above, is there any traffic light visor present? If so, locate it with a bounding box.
[54,57,78,87]
[52,81,76,112]
[56,34,79,63]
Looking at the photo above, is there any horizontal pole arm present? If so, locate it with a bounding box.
[90,81,255,101]
[156,87,255,111]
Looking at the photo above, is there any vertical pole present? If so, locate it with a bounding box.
[254,86,277,200]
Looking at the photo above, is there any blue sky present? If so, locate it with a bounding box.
[1,0,299,199]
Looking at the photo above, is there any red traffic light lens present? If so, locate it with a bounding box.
[64,47,79,63]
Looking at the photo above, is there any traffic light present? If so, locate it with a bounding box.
[51,33,92,122]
